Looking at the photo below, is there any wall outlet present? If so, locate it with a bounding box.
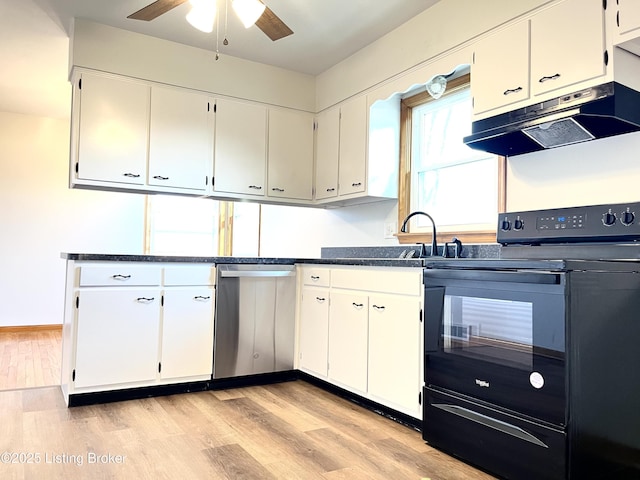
[384,222,396,239]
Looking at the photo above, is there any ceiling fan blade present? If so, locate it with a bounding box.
[127,0,189,21]
[255,6,293,41]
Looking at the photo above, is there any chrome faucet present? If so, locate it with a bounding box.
[400,211,438,257]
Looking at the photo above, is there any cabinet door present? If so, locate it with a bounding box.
[76,74,150,185]
[531,0,605,96]
[267,109,314,200]
[148,86,212,191]
[368,294,422,417]
[75,289,160,388]
[213,98,267,196]
[161,288,214,379]
[618,0,640,36]
[338,96,367,196]
[315,107,340,200]
[299,288,330,377]
[328,292,368,392]
[472,21,530,115]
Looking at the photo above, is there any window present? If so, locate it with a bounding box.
[146,195,221,256]
[145,196,261,257]
[398,74,505,244]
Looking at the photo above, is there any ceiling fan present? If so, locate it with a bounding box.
[127,0,293,41]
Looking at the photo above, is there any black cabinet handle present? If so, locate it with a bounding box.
[123,173,141,178]
[538,73,561,83]
[351,182,362,187]
[194,295,210,301]
[153,175,169,180]
[372,305,386,311]
[326,188,336,192]
[136,297,155,303]
[111,274,131,280]
[315,297,326,303]
[271,187,285,192]
[352,302,364,308]
[248,185,263,190]
[310,275,320,280]
[503,86,523,96]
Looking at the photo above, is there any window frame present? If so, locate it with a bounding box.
[397,74,506,245]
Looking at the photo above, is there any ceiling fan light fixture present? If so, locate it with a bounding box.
[232,0,266,28]
[186,0,217,33]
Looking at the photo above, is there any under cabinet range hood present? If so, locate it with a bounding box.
[463,82,640,157]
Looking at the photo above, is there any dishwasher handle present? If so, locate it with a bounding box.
[218,264,296,278]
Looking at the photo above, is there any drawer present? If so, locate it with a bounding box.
[164,265,215,286]
[331,267,422,296]
[79,264,162,286]
[300,267,331,287]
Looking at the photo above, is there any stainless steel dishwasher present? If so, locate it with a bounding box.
[213,264,296,379]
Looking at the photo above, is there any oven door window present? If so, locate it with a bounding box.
[443,296,533,370]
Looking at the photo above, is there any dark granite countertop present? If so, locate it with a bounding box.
[61,253,425,268]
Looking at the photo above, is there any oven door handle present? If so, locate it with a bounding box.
[424,269,563,285]
[424,286,445,352]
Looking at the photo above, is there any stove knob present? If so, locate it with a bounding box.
[602,212,616,226]
[500,219,511,231]
[621,211,635,226]
[514,218,524,230]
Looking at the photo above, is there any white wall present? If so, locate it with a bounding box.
[259,201,399,258]
[506,132,640,210]
[0,111,145,326]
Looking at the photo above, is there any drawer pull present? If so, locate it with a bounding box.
[194,295,211,301]
[112,274,132,280]
[352,302,364,308]
[271,187,285,192]
[310,275,320,281]
[153,175,169,180]
[248,185,263,190]
[315,296,326,303]
[136,297,155,303]
[372,305,386,311]
[123,173,141,178]
[326,188,336,192]
[351,182,362,187]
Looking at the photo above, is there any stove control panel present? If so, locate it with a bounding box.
[497,202,640,244]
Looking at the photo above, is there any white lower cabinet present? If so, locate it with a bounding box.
[160,287,214,380]
[297,265,423,419]
[74,288,161,388]
[299,287,330,377]
[328,291,369,393]
[368,294,422,418]
[63,261,216,404]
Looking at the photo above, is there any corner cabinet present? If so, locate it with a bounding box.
[296,265,424,419]
[314,95,399,206]
[212,98,267,197]
[61,261,216,405]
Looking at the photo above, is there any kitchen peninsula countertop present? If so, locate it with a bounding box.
[61,253,426,268]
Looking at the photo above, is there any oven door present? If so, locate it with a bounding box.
[424,268,566,426]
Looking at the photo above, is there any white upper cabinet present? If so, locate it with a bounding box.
[148,86,212,191]
[613,0,640,57]
[530,0,605,96]
[314,106,340,200]
[338,95,367,196]
[213,98,267,196]
[471,21,530,115]
[267,108,314,200]
[75,72,150,185]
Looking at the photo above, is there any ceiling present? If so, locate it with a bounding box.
[0,0,440,120]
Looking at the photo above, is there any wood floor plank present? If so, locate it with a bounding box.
[0,380,495,479]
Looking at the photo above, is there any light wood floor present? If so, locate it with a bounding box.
[0,326,62,390]
[0,381,495,480]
